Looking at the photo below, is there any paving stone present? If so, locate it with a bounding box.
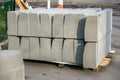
[8,36,20,50]
[51,39,63,62]
[40,38,51,61]
[7,11,19,36]
[20,37,30,59]
[0,50,25,80]
[30,38,40,60]
[63,39,74,63]
[74,40,85,64]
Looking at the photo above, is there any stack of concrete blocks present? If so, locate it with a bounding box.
[0,50,25,80]
[7,8,112,68]
[83,9,112,68]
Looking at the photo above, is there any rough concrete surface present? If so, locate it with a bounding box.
[0,50,25,80]
[24,10,120,80]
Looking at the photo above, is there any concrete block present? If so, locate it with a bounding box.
[20,37,30,59]
[0,50,25,80]
[70,8,101,39]
[98,33,111,59]
[18,12,29,36]
[73,8,101,15]
[74,40,85,64]
[64,14,78,38]
[40,14,52,37]
[107,32,111,54]
[52,14,64,38]
[38,8,70,37]
[30,38,40,60]
[85,9,112,42]
[85,15,99,41]
[40,38,51,61]
[7,11,19,36]
[83,43,98,68]
[75,15,86,39]
[52,9,74,38]
[29,12,41,36]
[106,9,112,31]
[8,36,20,50]
[63,39,74,63]
[51,39,63,62]
[83,33,111,68]
[64,13,86,39]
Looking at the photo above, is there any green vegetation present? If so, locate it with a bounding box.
[0,8,7,42]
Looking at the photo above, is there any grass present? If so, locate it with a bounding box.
[0,8,7,42]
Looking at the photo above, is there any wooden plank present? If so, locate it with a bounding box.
[58,64,65,68]
[93,57,111,72]
[99,60,110,67]
[107,50,115,58]
[109,50,116,54]
[103,58,111,61]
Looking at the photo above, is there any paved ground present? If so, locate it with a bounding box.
[24,10,120,80]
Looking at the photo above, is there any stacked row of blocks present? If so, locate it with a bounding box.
[8,8,112,69]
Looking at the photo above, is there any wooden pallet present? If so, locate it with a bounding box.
[107,50,116,58]
[58,50,116,71]
[58,64,65,68]
[93,50,115,72]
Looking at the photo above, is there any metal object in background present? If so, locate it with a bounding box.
[0,0,15,31]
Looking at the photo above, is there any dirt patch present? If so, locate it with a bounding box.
[28,2,120,11]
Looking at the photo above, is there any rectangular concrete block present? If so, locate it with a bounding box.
[52,14,64,38]
[52,9,74,38]
[18,12,29,36]
[30,38,40,60]
[38,9,69,38]
[83,33,111,68]
[85,15,99,41]
[64,14,86,39]
[29,12,41,37]
[0,67,25,80]
[40,14,52,37]
[20,37,30,59]
[8,36,20,50]
[51,39,63,62]
[0,50,25,80]
[106,9,112,31]
[83,43,98,68]
[63,39,74,63]
[107,32,111,54]
[74,40,85,64]
[85,9,112,42]
[75,15,86,39]
[64,14,78,38]
[40,38,51,61]
[98,33,111,59]
[7,11,19,36]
